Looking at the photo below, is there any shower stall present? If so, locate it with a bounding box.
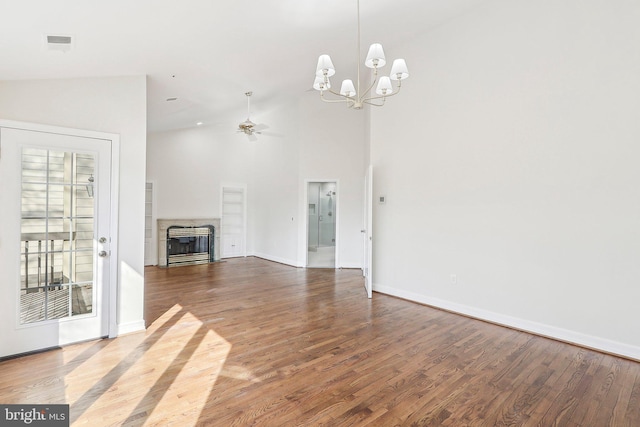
[307,182,336,268]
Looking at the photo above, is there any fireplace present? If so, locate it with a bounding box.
[166,225,215,267]
[158,218,220,267]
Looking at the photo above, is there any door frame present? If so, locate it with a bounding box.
[303,179,340,268]
[363,165,373,298]
[144,180,158,266]
[0,119,120,339]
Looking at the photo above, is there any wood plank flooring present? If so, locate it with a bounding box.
[1,257,639,426]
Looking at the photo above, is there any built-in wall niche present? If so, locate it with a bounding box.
[221,185,247,259]
[144,182,154,265]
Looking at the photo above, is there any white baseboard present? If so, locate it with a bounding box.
[251,252,299,268]
[117,320,146,336]
[374,284,640,361]
[248,251,362,270]
[339,262,363,269]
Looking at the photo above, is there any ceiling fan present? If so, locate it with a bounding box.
[237,91,266,139]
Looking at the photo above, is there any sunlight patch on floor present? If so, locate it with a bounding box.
[62,304,185,401]
[143,329,230,425]
[63,304,231,425]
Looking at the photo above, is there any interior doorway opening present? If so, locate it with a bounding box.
[307,181,337,268]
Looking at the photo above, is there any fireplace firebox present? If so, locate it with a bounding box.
[166,225,215,267]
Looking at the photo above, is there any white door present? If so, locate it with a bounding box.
[0,126,112,358]
[221,185,246,258]
[363,165,373,298]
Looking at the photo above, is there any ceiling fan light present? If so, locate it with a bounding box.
[313,76,330,91]
[375,76,393,96]
[365,43,386,69]
[390,58,409,80]
[340,79,357,97]
[316,54,336,77]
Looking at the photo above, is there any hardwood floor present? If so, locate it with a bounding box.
[1,257,639,426]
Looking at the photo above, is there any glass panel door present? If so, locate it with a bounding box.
[0,125,112,358]
[307,181,337,268]
[20,148,96,323]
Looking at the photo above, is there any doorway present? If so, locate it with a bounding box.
[0,123,116,358]
[307,181,337,268]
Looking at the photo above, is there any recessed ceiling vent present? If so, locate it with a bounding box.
[47,35,71,44]
[45,34,73,52]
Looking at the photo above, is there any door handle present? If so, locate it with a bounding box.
[98,250,108,258]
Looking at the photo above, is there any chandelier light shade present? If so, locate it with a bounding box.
[365,43,386,68]
[313,0,409,109]
[375,76,393,96]
[390,59,409,80]
[316,55,335,77]
[313,76,331,90]
[340,79,357,97]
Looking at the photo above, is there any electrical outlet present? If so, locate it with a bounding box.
[450,274,457,285]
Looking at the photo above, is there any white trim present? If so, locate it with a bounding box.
[116,320,145,336]
[144,180,158,266]
[374,283,640,361]
[108,136,120,338]
[251,252,298,268]
[0,119,118,141]
[0,119,122,340]
[364,165,373,298]
[340,262,363,269]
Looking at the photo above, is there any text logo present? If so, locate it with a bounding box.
[0,405,69,426]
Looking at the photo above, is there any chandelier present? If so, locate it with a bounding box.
[313,0,409,109]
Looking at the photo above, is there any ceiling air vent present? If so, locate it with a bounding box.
[45,34,73,52]
[47,35,71,45]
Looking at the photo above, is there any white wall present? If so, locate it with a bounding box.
[147,94,367,268]
[0,76,148,334]
[146,126,253,218]
[371,0,640,359]
[297,95,367,268]
[146,101,300,266]
[249,102,302,265]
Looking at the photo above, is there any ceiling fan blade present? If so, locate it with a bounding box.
[247,133,258,142]
[259,131,284,138]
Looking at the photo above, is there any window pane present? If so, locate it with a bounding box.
[20,148,96,324]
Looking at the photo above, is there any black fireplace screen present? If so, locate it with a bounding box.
[166,225,215,267]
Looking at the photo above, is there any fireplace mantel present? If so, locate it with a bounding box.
[158,218,221,267]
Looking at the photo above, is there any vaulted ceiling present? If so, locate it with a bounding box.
[0,0,487,132]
